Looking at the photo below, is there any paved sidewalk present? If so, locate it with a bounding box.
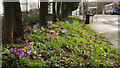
[79,15,119,50]
[88,22,118,50]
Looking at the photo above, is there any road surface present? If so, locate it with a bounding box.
[82,15,119,50]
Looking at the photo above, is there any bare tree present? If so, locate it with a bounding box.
[52,2,57,22]
[3,1,24,44]
[39,2,48,26]
[57,2,62,20]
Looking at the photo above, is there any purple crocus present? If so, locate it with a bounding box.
[61,29,67,33]
[27,55,30,59]
[50,30,55,33]
[9,50,13,54]
[38,54,42,58]
[50,24,59,27]
[41,26,45,30]
[27,51,30,55]
[56,31,59,35]
[8,49,28,59]
[46,33,51,36]
[33,56,36,59]
[33,51,37,54]
[32,27,38,32]
[18,49,25,55]
[28,26,31,30]
[19,53,22,58]
[66,21,69,23]
[46,33,50,39]
[54,31,59,36]
[47,21,53,24]
[8,50,13,57]
[33,23,39,28]
[18,49,24,51]
[13,50,17,53]
[37,42,39,45]
[29,42,34,46]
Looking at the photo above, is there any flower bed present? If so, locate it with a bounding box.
[2,17,120,67]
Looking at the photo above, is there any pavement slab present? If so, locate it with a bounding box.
[79,15,119,50]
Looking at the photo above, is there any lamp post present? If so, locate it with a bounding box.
[26,0,28,18]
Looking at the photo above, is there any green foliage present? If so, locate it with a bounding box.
[23,14,53,26]
[23,16,39,25]
[2,16,120,67]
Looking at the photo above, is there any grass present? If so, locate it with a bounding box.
[23,14,53,26]
[0,60,1,68]
[0,43,2,68]
[2,16,120,67]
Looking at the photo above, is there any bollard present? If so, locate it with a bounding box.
[85,14,94,24]
[85,14,90,24]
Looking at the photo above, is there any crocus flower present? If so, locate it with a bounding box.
[54,31,59,36]
[30,48,32,51]
[8,50,13,57]
[56,31,59,35]
[18,49,25,55]
[67,58,70,60]
[28,26,31,30]
[13,50,17,53]
[46,33,50,39]
[32,27,38,32]
[27,55,30,59]
[50,30,55,33]
[27,52,30,55]
[38,54,42,58]
[37,42,39,45]
[19,53,22,58]
[33,51,37,54]
[36,23,39,27]
[18,49,25,52]
[33,56,36,59]
[66,21,69,23]
[29,42,34,46]
[47,21,53,24]
[50,24,59,27]
[47,36,50,39]
[29,42,34,48]
[46,33,50,36]
[9,50,13,54]
[41,26,45,30]
[61,29,67,33]
[33,23,39,28]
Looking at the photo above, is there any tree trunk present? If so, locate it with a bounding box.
[61,2,67,18]
[2,2,24,44]
[67,10,72,16]
[39,2,48,26]
[57,2,62,21]
[3,3,14,44]
[52,2,57,22]
[13,2,24,39]
[65,3,73,17]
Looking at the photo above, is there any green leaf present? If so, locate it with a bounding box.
[4,48,9,54]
